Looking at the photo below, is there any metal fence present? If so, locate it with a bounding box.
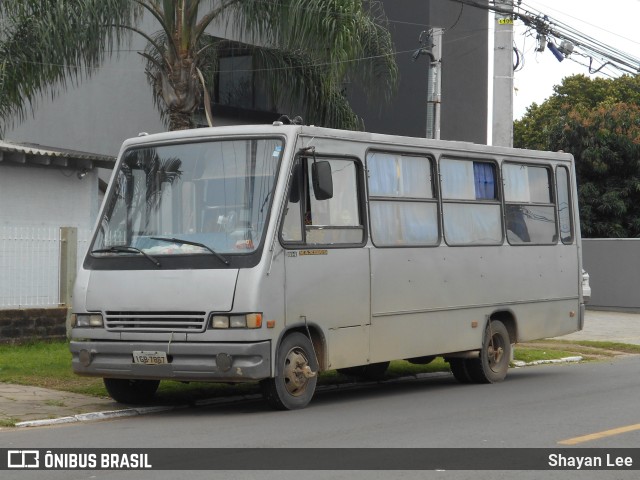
[0,226,91,308]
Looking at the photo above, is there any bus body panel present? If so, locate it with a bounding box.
[85,268,239,313]
[370,245,579,316]
[283,247,371,370]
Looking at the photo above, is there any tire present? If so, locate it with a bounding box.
[103,378,160,404]
[337,361,390,380]
[261,332,318,410]
[466,320,511,384]
[448,358,473,383]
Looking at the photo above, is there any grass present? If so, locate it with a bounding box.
[531,339,640,355]
[0,340,105,396]
[512,348,581,364]
[0,417,19,427]
[0,339,633,402]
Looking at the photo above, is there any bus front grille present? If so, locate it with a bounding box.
[104,311,207,332]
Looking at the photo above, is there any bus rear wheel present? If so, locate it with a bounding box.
[261,332,318,410]
[466,320,511,383]
[103,378,160,404]
[448,358,473,383]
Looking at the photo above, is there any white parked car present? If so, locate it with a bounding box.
[582,269,591,303]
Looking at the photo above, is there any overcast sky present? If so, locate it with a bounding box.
[507,0,640,118]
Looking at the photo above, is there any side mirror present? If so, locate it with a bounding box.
[288,163,301,203]
[311,161,333,200]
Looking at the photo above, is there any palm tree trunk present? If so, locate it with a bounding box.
[168,109,194,130]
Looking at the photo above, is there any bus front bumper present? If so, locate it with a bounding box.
[70,340,271,382]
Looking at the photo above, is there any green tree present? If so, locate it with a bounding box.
[0,0,397,132]
[515,75,640,237]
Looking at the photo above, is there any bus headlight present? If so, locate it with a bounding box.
[230,315,247,328]
[73,314,104,328]
[211,316,230,329]
[210,313,262,329]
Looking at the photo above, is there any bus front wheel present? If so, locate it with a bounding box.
[466,320,511,383]
[103,378,160,404]
[261,332,318,410]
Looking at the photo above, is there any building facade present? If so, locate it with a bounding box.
[3,1,489,155]
[349,0,488,143]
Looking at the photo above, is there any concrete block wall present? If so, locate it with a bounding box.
[0,308,67,343]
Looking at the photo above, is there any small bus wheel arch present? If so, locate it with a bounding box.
[489,310,517,344]
[276,324,327,373]
[261,332,318,410]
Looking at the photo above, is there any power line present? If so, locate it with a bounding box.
[2,48,422,76]
[520,0,640,47]
[448,0,640,75]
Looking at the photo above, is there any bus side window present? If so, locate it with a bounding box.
[556,166,574,244]
[280,157,364,246]
[503,163,557,245]
[367,152,438,246]
[305,159,363,245]
[440,158,502,246]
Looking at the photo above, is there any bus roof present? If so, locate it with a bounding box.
[120,124,573,163]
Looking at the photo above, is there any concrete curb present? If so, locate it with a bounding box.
[13,362,580,428]
[15,406,174,428]
[512,356,583,368]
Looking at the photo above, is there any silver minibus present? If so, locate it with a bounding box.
[70,124,588,409]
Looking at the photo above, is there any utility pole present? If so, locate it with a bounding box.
[413,28,443,140]
[426,28,444,140]
[492,0,514,147]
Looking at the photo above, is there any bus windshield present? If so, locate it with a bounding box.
[92,138,283,258]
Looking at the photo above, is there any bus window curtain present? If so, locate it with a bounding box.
[473,162,495,200]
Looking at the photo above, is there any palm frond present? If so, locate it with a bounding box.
[231,0,397,100]
[251,46,363,130]
[0,0,397,134]
[0,0,139,134]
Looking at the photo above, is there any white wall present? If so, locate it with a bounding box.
[0,164,98,307]
[0,164,99,229]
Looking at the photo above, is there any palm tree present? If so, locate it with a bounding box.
[0,0,397,133]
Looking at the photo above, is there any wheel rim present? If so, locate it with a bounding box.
[488,332,506,373]
[283,347,311,397]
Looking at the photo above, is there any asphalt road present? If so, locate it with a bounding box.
[2,356,639,480]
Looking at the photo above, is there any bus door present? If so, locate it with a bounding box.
[280,155,370,370]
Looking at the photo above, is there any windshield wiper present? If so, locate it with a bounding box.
[151,237,230,265]
[260,191,272,213]
[91,245,161,267]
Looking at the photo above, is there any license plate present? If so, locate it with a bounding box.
[132,351,168,365]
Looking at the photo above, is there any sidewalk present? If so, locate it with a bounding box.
[0,384,123,426]
[1,310,639,427]
[558,309,640,345]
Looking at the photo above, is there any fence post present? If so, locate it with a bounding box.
[59,227,78,337]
